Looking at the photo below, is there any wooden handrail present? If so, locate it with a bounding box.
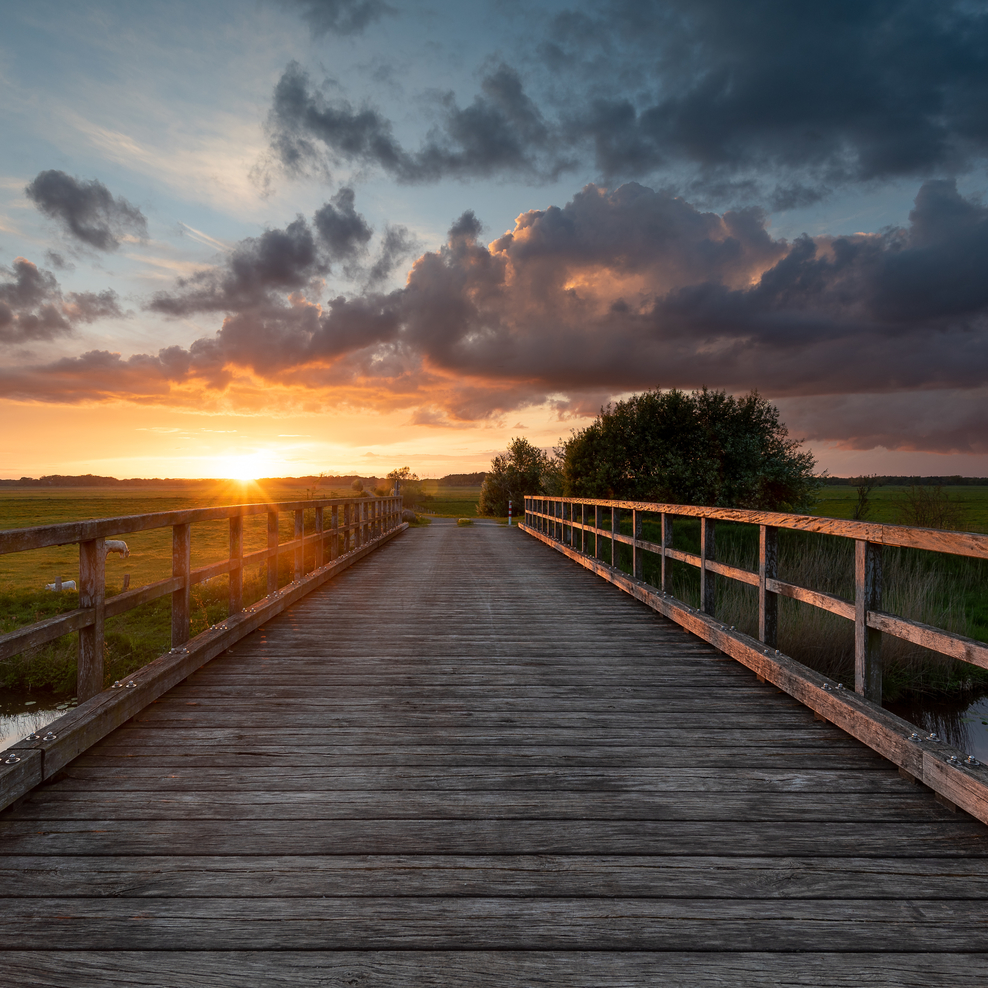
[0,496,403,701]
[522,495,988,825]
[524,496,988,703]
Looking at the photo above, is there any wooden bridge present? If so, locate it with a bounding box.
[2,506,988,984]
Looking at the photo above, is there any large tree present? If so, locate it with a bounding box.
[562,388,819,511]
[479,437,560,517]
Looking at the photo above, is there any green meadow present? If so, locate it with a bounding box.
[416,483,485,518]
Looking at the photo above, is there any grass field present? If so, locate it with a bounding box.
[415,485,485,518]
[813,484,988,531]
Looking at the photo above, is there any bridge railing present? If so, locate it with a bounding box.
[0,496,405,810]
[0,495,403,702]
[523,495,988,822]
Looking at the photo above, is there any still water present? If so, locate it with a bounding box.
[888,693,988,763]
[0,691,77,751]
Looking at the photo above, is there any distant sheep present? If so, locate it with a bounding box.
[105,540,129,558]
[45,580,77,591]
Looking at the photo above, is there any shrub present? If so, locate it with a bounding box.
[562,387,820,511]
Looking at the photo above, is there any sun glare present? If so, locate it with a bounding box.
[218,452,278,482]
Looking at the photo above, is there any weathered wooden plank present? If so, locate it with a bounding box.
[126,706,827,728]
[3,951,987,988]
[3,819,985,857]
[5,854,987,899]
[86,725,867,747]
[0,606,95,663]
[68,744,892,770]
[1,896,988,951]
[9,790,943,823]
[51,765,905,793]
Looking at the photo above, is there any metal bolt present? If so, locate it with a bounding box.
[111,681,124,689]
[835,683,845,690]
[966,756,981,766]
[908,732,924,742]
[3,755,21,765]
[948,755,960,764]
[928,732,941,742]
[24,733,40,741]
[821,683,832,691]
[125,682,137,689]
[42,732,57,741]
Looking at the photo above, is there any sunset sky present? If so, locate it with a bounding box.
[3,0,988,480]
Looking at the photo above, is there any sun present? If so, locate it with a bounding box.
[217,451,277,482]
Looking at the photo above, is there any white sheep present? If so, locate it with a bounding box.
[45,580,77,591]
[105,540,130,558]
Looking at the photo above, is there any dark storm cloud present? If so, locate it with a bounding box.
[280,0,393,36]
[776,390,988,456]
[25,171,148,251]
[10,180,988,452]
[0,257,123,343]
[366,224,418,287]
[267,61,571,183]
[268,1,988,200]
[549,0,988,191]
[313,187,373,262]
[150,215,326,315]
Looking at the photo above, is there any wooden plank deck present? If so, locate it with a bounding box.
[2,519,988,985]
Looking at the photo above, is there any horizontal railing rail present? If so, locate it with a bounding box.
[1,495,406,811]
[522,495,988,824]
[0,495,403,701]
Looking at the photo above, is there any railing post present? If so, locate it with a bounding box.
[331,505,340,560]
[855,540,883,702]
[758,525,778,647]
[294,509,304,581]
[611,505,619,568]
[78,537,106,701]
[315,507,324,568]
[632,509,643,580]
[267,510,279,593]
[580,503,586,554]
[594,504,601,560]
[660,513,673,593]
[700,517,716,616]
[171,523,191,648]
[229,514,243,617]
